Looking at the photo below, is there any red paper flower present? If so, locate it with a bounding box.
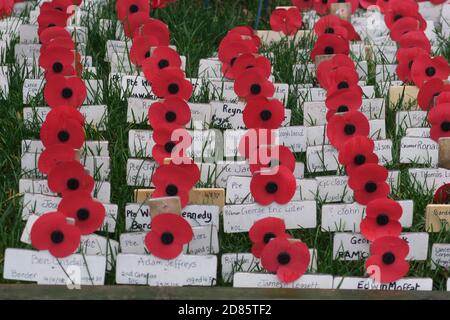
[30,212,81,258]
[39,26,72,45]
[384,0,425,30]
[218,33,258,65]
[359,0,376,8]
[398,30,431,53]
[337,19,360,41]
[116,0,150,21]
[121,12,149,38]
[44,76,87,108]
[137,18,170,45]
[148,97,191,131]
[312,0,330,15]
[338,136,378,175]
[40,111,85,150]
[292,0,313,10]
[328,0,359,12]
[144,213,193,259]
[410,53,450,87]
[260,238,310,283]
[396,47,429,83]
[37,7,69,35]
[434,184,450,204]
[249,145,296,174]
[348,163,390,205]
[269,7,302,36]
[375,0,391,12]
[142,46,182,80]
[317,54,355,88]
[0,0,13,18]
[323,67,359,94]
[366,236,409,283]
[250,166,296,205]
[327,111,370,149]
[151,0,176,8]
[314,15,349,40]
[47,160,94,196]
[228,26,261,48]
[310,34,350,61]
[223,53,271,80]
[152,128,192,165]
[325,87,363,120]
[238,129,277,159]
[390,17,421,42]
[58,191,105,235]
[243,97,285,129]
[39,47,77,78]
[417,79,450,111]
[234,69,275,99]
[249,217,290,258]
[428,103,450,142]
[152,162,199,208]
[150,68,193,100]
[360,198,402,241]
[129,35,161,67]
[38,144,76,175]
[437,92,450,105]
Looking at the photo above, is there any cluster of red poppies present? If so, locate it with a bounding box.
[249,217,311,283]
[269,6,303,36]
[116,0,198,260]
[292,0,447,15]
[29,0,106,259]
[218,27,299,207]
[312,10,411,283]
[381,0,450,142]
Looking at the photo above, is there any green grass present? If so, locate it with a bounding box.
[0,0,449,290]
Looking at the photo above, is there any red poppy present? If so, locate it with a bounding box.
[243,97,285,129]
[417,79,450,111]
[238,129,277,159]
[37,7,70,35]
[223,53,271,80]
[323,67,359,94]
[328,0,359,13]
[218,33,258,65]
[338,136,378,175]
[348,163,390,205]
[260,238,310,283]
[359,0,376,8]
[428,103,450,142]
[44,76,87,108]
[148,97,191,131]
[136,18,170,45]
[121,12,149,38]
[142,46,182,79]
[116,0,150,21]
[47,160,94,196]
[310,34,350,61]
[312,0,330,15]
[314,15,349,40]
[152,128,192,163]
[411,54,450,87]
[366,236,409,283]
[228,26,261,48]
[40,113,84,150]
[129,35,161,67]
[39,47,77,78]
[249,217,290,258]
[58,191,105,235]
[39,26,72,45]
[269,7,302,36]
[152,162,199,207]
[144,213,193,259]
[434,184,450,204]
[316,54,355,88]
[396,47,429,83]
[30,212,81,258]
[360,198,402,241]
[150,68,193,100]
[45,105,85,126]
[437,92,450,105]
[292,0,313,10]
[41,0,73,13]
[338,19,361,41]
[398,31,431,53]
[250,166,296,205]
[326,111,370,149]
[325,87,363,119]
[390,17,421,42]
[41,37,76,60]
[249,145,296,174]
[0,0,13,18]
[38,144,76,175]
[234,69,275,99]
[384,0,426,31]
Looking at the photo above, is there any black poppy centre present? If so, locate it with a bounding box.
[165,111,177,122]
[376,213,389,226]
[263,232,276,244]
[129,4,139,13]
[77,208,90,221]
[250,84,261,95]
[58,130,70,142]
[165,141,176,153]
[165,184,178,196]
[364,181,377,193]
[52,62,63,73]
[344,124,356,135]
[66,178,80,190]
[277,252,291,265]
[382,252,396,265]
[50,230,64,244]
[158,59,169,69]
[265,182,278,194]
[62,88,73,99]
[260,110,272,121]
[161,232,174,245]
[440,121,450,132]
[354,154,366,165]
[168,83,179,94]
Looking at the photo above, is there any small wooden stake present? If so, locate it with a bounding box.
[330,3,351,21]
[135,188,225,208]
[145,196,182,218]
[425,204,450,232]
[388,86,419,109]
[438,138,450,170]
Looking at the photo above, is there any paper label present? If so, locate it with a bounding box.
[333,277,433,291]
[400,137,438,166]
[431,243,450,270]
[233,273,333,289]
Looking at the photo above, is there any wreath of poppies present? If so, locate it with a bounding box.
[29,0,106,259]
[116,0,196,260]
